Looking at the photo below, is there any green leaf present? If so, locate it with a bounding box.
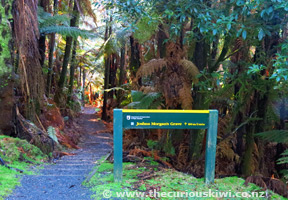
[227,23,231,30]
[213,29,217,35]
[47,126,58,144]
[258,28,265,41]
[242,30,247,40]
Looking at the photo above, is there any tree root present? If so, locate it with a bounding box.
[0,156,24,173]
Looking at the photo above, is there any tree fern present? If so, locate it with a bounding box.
[38,7,96,38]
[179,59,200,83]
[255,130,288,143]
[256,130,288,178]
[131,90,145,102]
[277,149,288,179]
[38,11,70,27]
[40,26,95,38]
[128,90,162,109]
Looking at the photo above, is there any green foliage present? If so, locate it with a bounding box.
[277,150,288,179]
[147,139,158,150]
[270,42,288,89]
[134,15,159,44]
[128,90,162,109]
[38,7,70,27]
[247,64,267,75]
[255,130,288,143]
[102,28,130,56]
[38,7,95,38]
[40,26,95,39]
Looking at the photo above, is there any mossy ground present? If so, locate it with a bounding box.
[84,159,286,200]
[0,135,48,199]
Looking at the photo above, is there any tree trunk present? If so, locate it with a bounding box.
[38,0,50,68]
[0,0,14,135]
[67,39,77,103]
[129,36,141,78]
[157,24,168,58]
[39,35,46,67]
[109,54,117,98]
[117,47,126,105]
[102,16,112,121]
[13,0,45,121]
[189,30,209,160]
[46,0,58,95]
[82,68,86,101]
[55,0,78,106]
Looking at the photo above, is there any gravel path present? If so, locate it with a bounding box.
[7,107,112,200]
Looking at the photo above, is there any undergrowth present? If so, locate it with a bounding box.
[0,135,48,199]
[84,159,286,200]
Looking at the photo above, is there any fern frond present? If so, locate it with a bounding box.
[40,26,96,38]
[131,90,145,102]
[139,92,162,109]
[103,35,119,56]
[136,59,167,78]
[103,28,131,56]
[255,130,288,143]
[277,150,288,166]
[277,156,288,164]
[128,91,162,109]
[47,126,59,144]
[39,14,70,28]
[281,149,288,156]
[179,59,200,83]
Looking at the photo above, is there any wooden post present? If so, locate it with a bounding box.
[113,109,123,182]
[204,110,218,184]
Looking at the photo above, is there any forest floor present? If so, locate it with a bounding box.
[5,106,112,200]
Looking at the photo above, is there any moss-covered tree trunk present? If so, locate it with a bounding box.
[0,0,14,135]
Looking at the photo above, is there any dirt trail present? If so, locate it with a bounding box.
[7,106,112,200]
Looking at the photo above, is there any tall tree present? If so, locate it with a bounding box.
[13,0,45,120]
[102,15,112,120]
[55,0,79,106]
[46,0,59,95]
[67,39,78,102]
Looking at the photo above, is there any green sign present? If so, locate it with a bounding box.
[113,109,218,185]
[122,110,209,129]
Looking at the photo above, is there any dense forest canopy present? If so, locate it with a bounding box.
[0,0,288,197]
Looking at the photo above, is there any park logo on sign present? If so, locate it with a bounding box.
[126,115,131,120]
